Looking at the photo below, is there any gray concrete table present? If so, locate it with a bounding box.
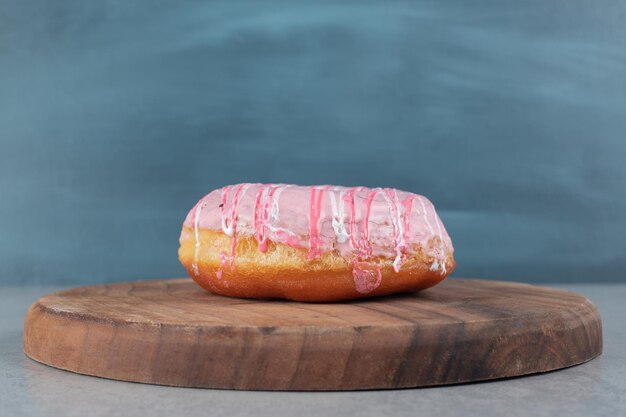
[2,283,625,417]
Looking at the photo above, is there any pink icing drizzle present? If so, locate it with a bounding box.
[347,187,373,257]
[253,185,270,252]
[222,183,248,269]
[362,188,380,255]
[352,262,382,294]
[254,184,290,253]
[308,186,328,259]
[402,195,417,246]
[347,188,359,251]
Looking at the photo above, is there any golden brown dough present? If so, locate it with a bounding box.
[179,227,455,302]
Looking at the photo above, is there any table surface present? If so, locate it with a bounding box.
[2,282,625,417]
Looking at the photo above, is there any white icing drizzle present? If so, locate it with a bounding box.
[192,197,207,276]
[382,189,406,272]
[418,197,446,274]
[259,185,272,219]
[266,185,299,238]
[269,185,288,223]
[433,208,447,274]
[418,197,441,272]
[329,190,349,243]
[419,196,435,236]
[393,191,406,268]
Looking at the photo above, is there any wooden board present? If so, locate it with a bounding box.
[23,278,602,391]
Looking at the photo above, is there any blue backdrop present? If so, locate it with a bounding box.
[2,0,625,284]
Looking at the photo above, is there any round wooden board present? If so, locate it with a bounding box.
[23,278,602,391]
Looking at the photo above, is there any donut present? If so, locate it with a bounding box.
[178,184,455,302]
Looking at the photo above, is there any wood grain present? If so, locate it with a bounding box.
[23,278,602,390]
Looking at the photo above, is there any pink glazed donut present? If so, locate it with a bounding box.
[179,184,455,301]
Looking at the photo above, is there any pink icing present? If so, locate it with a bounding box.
[183,183,454,292]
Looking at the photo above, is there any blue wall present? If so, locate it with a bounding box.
[2,0,625,284]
